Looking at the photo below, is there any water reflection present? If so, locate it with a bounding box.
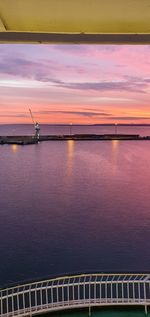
[111,140,119,175]
[11,144,17,153]
[66,140,74,180]
[61,140,75,205]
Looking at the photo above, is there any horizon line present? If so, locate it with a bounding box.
[1,123,150,126]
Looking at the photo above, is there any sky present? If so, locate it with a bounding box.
[0,44,150,124]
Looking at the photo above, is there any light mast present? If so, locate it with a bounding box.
[29,108,40,140]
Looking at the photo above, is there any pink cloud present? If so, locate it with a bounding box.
[0,44,150,124]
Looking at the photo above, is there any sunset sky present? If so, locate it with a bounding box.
[0,44,150,124]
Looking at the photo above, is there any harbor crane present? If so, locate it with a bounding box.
[29,108,40,140]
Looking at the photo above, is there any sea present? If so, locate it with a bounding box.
[0,124,150,288]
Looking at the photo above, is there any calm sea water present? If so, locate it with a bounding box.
[0,125,150,287]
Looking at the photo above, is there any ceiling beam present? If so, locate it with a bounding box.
[0,32,150,44]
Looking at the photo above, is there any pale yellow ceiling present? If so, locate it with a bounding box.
[0,0,150,43]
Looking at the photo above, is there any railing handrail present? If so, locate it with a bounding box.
[0,273,150,316]
[1,273,150,292]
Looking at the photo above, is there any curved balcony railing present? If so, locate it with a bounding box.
[0,273,150,316]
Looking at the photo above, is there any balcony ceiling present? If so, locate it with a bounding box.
[0,0,150,43]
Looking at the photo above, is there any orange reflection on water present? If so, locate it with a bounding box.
[111,140,119,175]
[63,140,75,202]
[112,139,119,150]
[66,140,74,178]
[67,139,74,156]
[11,144,17,153]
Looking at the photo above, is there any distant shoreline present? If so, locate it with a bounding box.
[1,123,150,126]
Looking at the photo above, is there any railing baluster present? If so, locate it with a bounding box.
[72,282,74,302]
[116,282,118,303]
[138,282,140,303]
[67,284,69,305]
[110,281,113,303]
[105,282,107,303]
[144,282,146,301]
[89,279,91,302]
[62,285,64,306]
[12,288,14,316]
[1,291,3,316]
[144,282,147,315]
[51,284,53,307]
[35,285,37,311]
[17,287,20,315]
[127,282,129,302]
[94,282,96,303]
[94,276,97,303]
[78,284,80,302]
[6,289,9,316]
[133,282,135,302]
[40,283,43,308]
[83,280,85,303]
[23,287,25,314]
[29,286,32,313]
[46,283,48,308]
[122,282,124,303]
[56,284,59,304]
[99,282,101,303]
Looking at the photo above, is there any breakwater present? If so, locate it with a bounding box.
[1,134,150,145]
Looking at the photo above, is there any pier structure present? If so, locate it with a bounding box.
[0,273,150,316]
[1,134,150,145]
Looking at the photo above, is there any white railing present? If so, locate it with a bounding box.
[0,273,150,316]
